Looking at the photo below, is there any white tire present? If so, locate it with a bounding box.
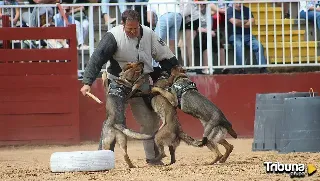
[50,150,115,173]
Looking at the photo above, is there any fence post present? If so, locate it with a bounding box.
[88,5,95,57]
[206,4,213,74]
[2,15,10,49]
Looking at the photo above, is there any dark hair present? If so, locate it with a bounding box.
[121,9,140,24]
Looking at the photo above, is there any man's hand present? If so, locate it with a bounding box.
[80,84,91,96]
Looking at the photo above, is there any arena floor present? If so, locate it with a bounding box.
[0,139,319,181]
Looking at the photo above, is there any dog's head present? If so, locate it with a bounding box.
[168,65,188,84]
[171,65,187,75]
[118,62,144,85]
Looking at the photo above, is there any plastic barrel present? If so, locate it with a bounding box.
[279,96,320,153]
[252,92,318,151]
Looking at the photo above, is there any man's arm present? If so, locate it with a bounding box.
[229,17,249,27]
[244,18,254,28]
[151,31,179,75]
[82,32,117,86]
[227,8,248,28]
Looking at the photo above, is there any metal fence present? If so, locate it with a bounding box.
[0,0,319,76]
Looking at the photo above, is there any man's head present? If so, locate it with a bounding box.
[122,9,141,38]
[233,0,243,10]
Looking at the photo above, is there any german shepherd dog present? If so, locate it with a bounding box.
[131,73,202,165]
[167,66,238,164]
[100,62,154,168]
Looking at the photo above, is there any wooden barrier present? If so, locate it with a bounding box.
[0,15,79,145]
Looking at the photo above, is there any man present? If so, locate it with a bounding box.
[227,2,267,72]
[80,9,179,165]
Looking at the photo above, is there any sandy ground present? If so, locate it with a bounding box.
[0,139,319,181]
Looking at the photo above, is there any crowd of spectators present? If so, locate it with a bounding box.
[0,0,316,74]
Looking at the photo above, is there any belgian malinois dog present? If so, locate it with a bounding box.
[167,66,238,164]
[132,73,202,165]
[100,62,154,168]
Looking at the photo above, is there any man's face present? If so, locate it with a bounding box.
[234,3,241,10]
[123,20,140,39]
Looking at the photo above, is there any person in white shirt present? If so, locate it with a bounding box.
[147,0,182,54]
[299,0,320,30]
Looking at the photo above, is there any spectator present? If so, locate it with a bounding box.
[0,0,20,27]
[147,0,182,54]
[179,0,203,68]
[300,0,320,30]
[179,0,226,74]
[226,2,267,72]
[22,0,57,27]
[101,0,126,25]
[53,5,89,49]
[71,0,90,49]
[208,0,230,30]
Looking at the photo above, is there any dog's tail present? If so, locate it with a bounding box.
[178,129,203,147]
[151,87,178,107]
[227,127,237,139]
[113,124,154,140]
[220,119,237,139]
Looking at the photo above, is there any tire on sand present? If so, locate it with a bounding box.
[50,150,115,173]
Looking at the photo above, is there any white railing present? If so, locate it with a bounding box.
[0,0,320,77]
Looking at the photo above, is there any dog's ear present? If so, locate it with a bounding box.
[178,66,187,73]
[122,63,134,72]
[170,65,179,74]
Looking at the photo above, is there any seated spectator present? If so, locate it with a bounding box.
[22,0,57,27]
[53,6,89,49]
[101,0,126,25]
[179,0,203,68]
[299,0,320,30]
[179,0,226,74]
[226,2,267,72]
[147,0,182,54]
[71,0,90,49]
[208,0,230,30]
[0,0,20,27]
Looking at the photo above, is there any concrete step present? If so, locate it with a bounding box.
[250,7,282,19]
[252,19,295,31]
[262,41,318,57]
[244,3,274,8]
[252,30,305,42]
[269,56,320,64]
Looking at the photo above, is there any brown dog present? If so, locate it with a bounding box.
[167,66,237,164]
[100,62,154,168]
[132,73,202,165]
